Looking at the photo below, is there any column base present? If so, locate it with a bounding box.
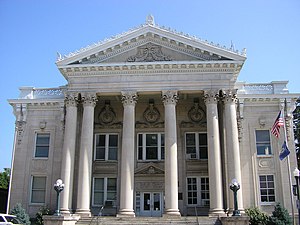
[163,209,181,217]
[75,209,91,217]
[220,216,249,225]
[59,209,72,215]
[209,208,225,217]
[117,209,135,217]
[43,215,80,225]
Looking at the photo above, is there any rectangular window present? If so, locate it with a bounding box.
[256,130,272,155]
[35,133,50,158]
[31,176,46,204]
[138,133,164,161]
[187,177,209,206]
[93,178,117,206]
[259,175,275,203]
[186,133,208,160]
[95,134,118,160]
[187,177,197,205]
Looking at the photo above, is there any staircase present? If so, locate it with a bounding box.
[76,216,222,225]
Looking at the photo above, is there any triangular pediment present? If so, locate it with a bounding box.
[135,162,164,175]
[56,21,246,67]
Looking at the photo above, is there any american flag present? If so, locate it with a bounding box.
[271,111,284,138]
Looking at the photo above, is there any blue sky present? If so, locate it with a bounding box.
[0,0,299,171]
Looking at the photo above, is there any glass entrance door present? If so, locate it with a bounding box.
[140,192,162,217]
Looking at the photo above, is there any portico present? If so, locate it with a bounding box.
[57,85,244,217]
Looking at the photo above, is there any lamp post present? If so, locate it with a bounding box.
[293,168,300,225]
[54,179,64,216]
[230,178,241,216]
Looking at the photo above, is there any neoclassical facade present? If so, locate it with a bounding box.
[8,17,299,218]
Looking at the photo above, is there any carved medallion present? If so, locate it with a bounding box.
[127,43,172,62]
[98,103,116,125]
[143,102,160,124]
[188,102,205,123]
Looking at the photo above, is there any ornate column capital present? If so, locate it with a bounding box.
[121,91,138,106]
[203,90,220,104]
[162,90,178,105]
[222,89,238,104]
[65,93,79,107]
[81,93,97,107]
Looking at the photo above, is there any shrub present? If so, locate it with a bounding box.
[268,202,292,225]
[245,206,270,225]
[10,203,30,225]
[35,205,53,225]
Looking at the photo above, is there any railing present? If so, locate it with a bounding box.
[18,87,65,99]
[89,206,104,225]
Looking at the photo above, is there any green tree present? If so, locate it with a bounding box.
[10,203,30,225]
[245,206,270,225]
[0,168,10,189]
[35,205,53,225]
[268,202,292,225]
[293,98,300,166]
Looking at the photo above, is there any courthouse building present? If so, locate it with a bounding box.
[8,16,299,218]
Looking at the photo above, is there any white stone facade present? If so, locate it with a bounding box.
[8,17,299,218]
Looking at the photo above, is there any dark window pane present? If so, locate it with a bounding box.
[138,147,143,160]
[186,134,195,146]
[199,133,207,145]
[146,147,158,159]
[96,147,105,159]
[108,147,117,160]
[146,134,158,146]
[259,176,266,181]
[199,147,208,159]
[109,135,118,147]
[35,147,49,157]
[97,135,105,147]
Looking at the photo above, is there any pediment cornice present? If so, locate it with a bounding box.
[135,162,164,175]
[59,60,243,77]
[56,20,246,67]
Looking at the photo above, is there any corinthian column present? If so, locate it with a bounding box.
[223,89,244,212]
[76,93,97,216]
[162,90,181,217]
[117,91,137,217]
[203,90,224,215]
[60,93,78,214]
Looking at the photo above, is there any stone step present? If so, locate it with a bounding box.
[75,216,222,225]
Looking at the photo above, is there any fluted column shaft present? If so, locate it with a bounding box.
[204,90,224,215]
[76,93,97,216]
[162,90,181,217]
[60,93,78,214]
[117,91,137,217]
[223,90,244,212]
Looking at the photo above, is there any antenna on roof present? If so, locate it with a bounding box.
[146,14,155,26]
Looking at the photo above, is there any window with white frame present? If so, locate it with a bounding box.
[259,175,275,203]
[93,177,117,206]
[35,133,50,158]
[94,134,118,160]
[31,176,46,204]
[138,133,164,161]
[187,177,210,206]
[186,133,208,159]
[255,130,272,155]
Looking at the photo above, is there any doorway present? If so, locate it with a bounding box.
[139,192,163,217]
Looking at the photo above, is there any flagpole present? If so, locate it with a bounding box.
[282,99,296,225]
